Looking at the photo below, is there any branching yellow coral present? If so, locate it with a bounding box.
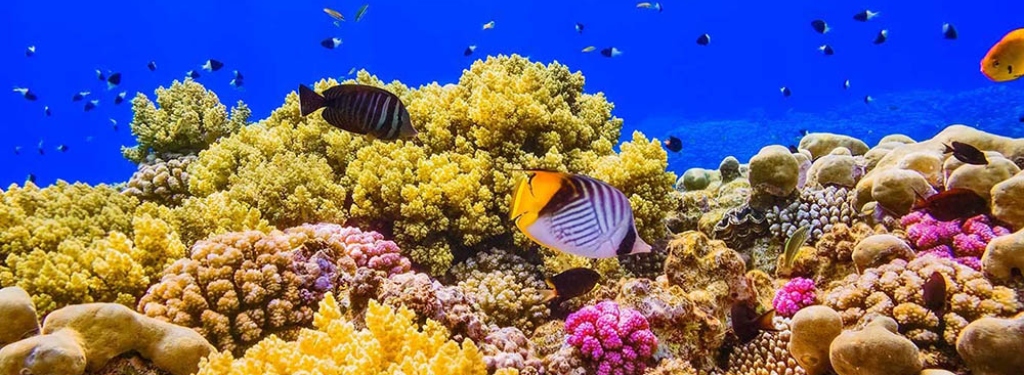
[185,55,675,275]
[0,182,184,315]
[122,79,250,163]
[195,295,487,375]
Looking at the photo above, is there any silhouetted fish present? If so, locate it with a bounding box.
[26,46,35,57]
[202,59,224,72]
[72,91,89,102]
[943,23,958,40]
[26,173,35,183]
[148,61,157,71]
[107,72,121,90]
[575,22,584,34]
[944,141,988,165]
[819,44,834,55]
[230,70,244,88]
[788,144,799,153]
[464,45,477,56]
[923,271,946,314]
[843,79,851,89]
[84,99,99,112]
[298,84,418,140]
[696,33,710,46]
[780,86,792,97]
[731,303,778,343]
[811,19,829,34]
[56,144,68,152]
[912,188,989,221]
[321,37,342,49]
[541,267,601,304]
[601,47,623,57]
[13,88,37,101]
[96,69,106,81]
[874,29,889,44]
[664,136,682,152]
[44,106,51,116]
[186,70,200,79]
[853,9,879,22]
[114,91,127,105]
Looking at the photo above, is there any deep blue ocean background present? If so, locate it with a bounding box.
[2,0,1023,187]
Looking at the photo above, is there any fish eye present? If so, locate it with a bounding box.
[993,61,1000,67]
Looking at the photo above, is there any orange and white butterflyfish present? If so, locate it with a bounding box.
[510,170,652,259]
[981,28,1024,82]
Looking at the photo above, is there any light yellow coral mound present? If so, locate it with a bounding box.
[186,55,675,275]
[122,79,250,163]
[195,294,487,375]
[0,182,185,314]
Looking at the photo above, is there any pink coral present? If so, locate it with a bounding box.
[901,212,1010,269]
[772,277,817,317]
[565,300,657,375]
[293,223,411,276]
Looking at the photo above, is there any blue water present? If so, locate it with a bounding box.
[2,0,1022,187]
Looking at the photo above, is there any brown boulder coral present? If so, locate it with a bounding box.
[829,315,923,375]
[664,231,753,314]
[789,305,843,375]
[955,312,1024,375]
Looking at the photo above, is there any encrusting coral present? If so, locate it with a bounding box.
[195,294,488,375]
[0,182,186,315]
[451,248,550,333]
[186,54,675,275]
[137,224,409,356]
[122,79,250,163]
[664,231,753,313]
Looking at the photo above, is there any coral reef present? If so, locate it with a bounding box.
[663,231,753,315]
[982,228,1024,281]
[798,133,870,160]
[829,315,922,375]
[748,145,800,205]
[564,300,657,375]
[789,305,843,375]
[765,185,856,243]
[451,248,550,333]
[0,287,39,347]
[726,316,806,375]
[956,313,1024,375]
[772,277,817,318]
[195,294,488,375]
[374,271,492,343]
[990,171,1024,229]
[122,79,250,163]
[123,153,197,206]
[902,212,1010,269]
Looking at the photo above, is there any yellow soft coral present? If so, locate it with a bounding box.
[122,79,250,163]
[0,182,184,314]
[185,55,674,275]
[195,295,487,375]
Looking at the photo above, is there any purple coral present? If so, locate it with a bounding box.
[293,223,411,276]
[565,300,658,375]
[902,212,1010,270]
[772,277,817,317]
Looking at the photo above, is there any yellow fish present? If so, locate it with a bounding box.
[483,20,496,30]
[323,8,344,21]
[582,46,596,52]
[981,28,1024,82]
[510,170,651,258]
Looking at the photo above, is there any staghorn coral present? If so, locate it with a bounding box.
[725,316,806,375]
[187,55,674,276]
[564,301,657,375]
[122,79,250,163]
[195,295,488,375]
[137,225,402,356]
[823,254,1022,351]
[773,277,817,318]
[902,212,1010,270]
[451,248,550,333]
[123,153,197,206]
[0,182,186,315]
[765,185,857,244]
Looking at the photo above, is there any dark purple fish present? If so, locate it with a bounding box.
[298,84,418,140]
[912,188,989,221]
[944,141,988,165]
[696,33,710,46]
[541,267,601,305]
[663,136,682,152]
[731,303,778,343]
[923,271,946,314]
[106,72,121,90]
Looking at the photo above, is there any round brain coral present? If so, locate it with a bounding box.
[185,55,676,276]
[137,224,409,355]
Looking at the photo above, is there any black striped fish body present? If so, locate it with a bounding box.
[510,170,651,259]
[298,84,418,140]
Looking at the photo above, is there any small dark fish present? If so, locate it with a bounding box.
[788,144,799,153]
[864,95,874,104]
[202,59,224,72]
[14,146,21,155]
[843,79,850,89]
[354,4,369,21]
[298,84,419,140]
[811,19,829,34]
[148,61,157,71]
[230,70,244,88]
[186,70,200,79]
[923,271,946,314]
[13,88,37,101]
[110,118,118,131]
[780,86,792,97]
[114,91,127,105]
[798,129,809,136]
[663,136,682,152]
[853,9,879,22]
[943,23,958,40]
[874,29,889,44]
[106,72,121,90]
[72,91,90,102]
[56,144,68,152]
[44,106,51,116]
[321,37,342,49]
[1019,115,1024,123]
[540,267,601,304]
[575,22,584,34]
[37,140,44,155]
[26,46,35,57]
[731,303,778,343]
[26,173,35,183]
[696,33,710,46]
[819,44,834,55]
[464,45,477,56]
[84,99,99,112]
[96,69,106,82]
[912,188,990,221]
[600,47,623,57]
[944,141,988,165]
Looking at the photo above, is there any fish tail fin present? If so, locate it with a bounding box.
[943,143,954,154]
[299,84,325,116]
[539,289,558,304]
[757,309,779,331]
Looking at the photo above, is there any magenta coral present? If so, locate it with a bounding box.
[291,223,411,276]
[565,300,658,375]
[772,277,817,317]
[901,212,1010,270]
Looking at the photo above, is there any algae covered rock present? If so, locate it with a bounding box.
[664,231,753,312]
[829,316,922,375]
[806,148,862,188]
[789,305,843,375]
[955,313,1024,375]
[680,168,712,191]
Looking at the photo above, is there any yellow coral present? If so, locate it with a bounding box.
[195,295,487,375]
[136,192,271,248]
[122,79,250,163]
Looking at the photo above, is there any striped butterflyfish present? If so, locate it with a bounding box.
[510,170,652,258]
[298,84,419,140]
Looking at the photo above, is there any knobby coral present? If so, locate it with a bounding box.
[195,295,488,375]
[902,212,1011,270]
[451,248,550,333]
[773,277,817,318]
[564,301,657,375]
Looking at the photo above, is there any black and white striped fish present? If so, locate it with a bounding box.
[510,170,651,258]
[298,84,418,140]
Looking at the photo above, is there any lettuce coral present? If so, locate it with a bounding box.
[0,182,185,315]
[185,55,675,275]
[194,295,488,375]
[122,79,250,163]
